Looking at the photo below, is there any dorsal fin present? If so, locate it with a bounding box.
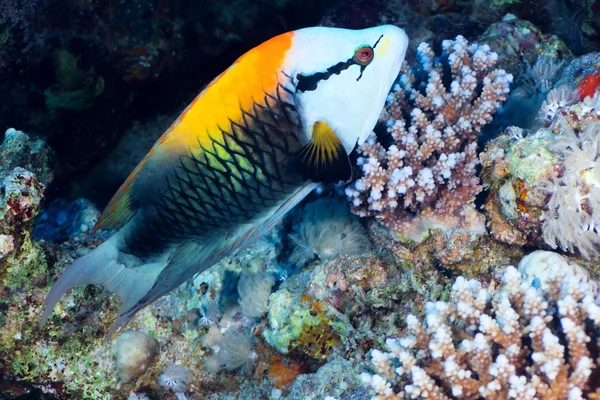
[296,120,352,183]
[94,152,150,232]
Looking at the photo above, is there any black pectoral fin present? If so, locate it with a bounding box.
[295,121,353,184]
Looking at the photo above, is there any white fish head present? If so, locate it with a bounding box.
[285,24,409,153]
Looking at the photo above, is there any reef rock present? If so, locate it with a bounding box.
[113,330,160,382]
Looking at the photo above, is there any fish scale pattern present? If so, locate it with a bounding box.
[125,82,305,256]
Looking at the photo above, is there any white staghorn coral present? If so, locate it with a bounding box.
[361,265,600,399]
[346,36,512,242]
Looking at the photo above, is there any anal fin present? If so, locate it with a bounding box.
[121,183,318,325]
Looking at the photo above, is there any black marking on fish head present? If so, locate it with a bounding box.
[294,34,385,93]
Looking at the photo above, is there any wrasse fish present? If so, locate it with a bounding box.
[40,25,409,335]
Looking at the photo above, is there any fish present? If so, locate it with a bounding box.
[40,24,409,336]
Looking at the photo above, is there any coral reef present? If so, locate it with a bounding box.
[285,357,368,400]
[0,128,54,186]
[33,198,100,241]
[384,223,522,277]
[480,127,556,247]
[264,281,345,361]
[477,15,573,78]
[346,35,512,242]
[473,16,573,133]
[0,128,122,399]
[4,8,600,400]
[0,168,45,239]
[481,53,600,260]
[265,248,399,362]
[361,265,600,399]
[1,225,279,399]
[0,128,51,293]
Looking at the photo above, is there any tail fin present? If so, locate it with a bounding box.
[39,231,167,337]
[40,183,318,337]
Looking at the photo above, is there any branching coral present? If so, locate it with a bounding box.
[361,265,600,399]
[346,36,512,241]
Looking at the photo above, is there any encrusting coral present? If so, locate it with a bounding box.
[346,36,513,242]
[361,264,600,399]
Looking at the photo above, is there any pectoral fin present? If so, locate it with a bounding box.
[296,120,352,183]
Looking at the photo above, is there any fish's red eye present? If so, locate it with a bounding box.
[354,46,374,66]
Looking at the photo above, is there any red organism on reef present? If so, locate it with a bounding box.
[576,70,600,100]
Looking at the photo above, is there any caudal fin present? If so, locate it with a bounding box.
[39,231,167,337]
[41,183,318,337]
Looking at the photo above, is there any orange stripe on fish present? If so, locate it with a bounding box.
[158,31,294,152]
